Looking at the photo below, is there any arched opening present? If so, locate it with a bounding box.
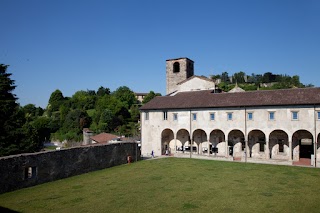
[269,130,289,160]
[228,130,245,158]
[176,129,190,153]
[210,129,225,156]
[248,130,266,159]
[161,129,174,155]
[192,129,207,155]
[173,62,180,73]
[292,130,313,160]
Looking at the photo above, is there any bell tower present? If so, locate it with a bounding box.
[166,57,194,94]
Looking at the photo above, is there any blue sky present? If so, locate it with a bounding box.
[1,0,319,108]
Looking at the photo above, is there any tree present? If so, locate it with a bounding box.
[0,64,20,156]
[31,116,51,142]
[130,104,140,122]
[22,104,44,122]
[112,86,137,109]
[142,91,161,104]
[97,86,110,96]
[98,109,113,132]
[221,72,229,83]
[48,89,64,112]
[62,109,92,135]
[0,64,42,156]
[70,90,96,110]
[232,71,246,83]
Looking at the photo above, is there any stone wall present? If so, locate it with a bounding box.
[0,142,139,194]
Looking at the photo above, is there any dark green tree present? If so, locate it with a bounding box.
[221,72,229,83]
[48,89,64,112]
[0,64,42,156]
[97,86,110,96]
[232,71,246,83]
[142,91,161,104]
[112,86,137,109]
[62,109,92,135]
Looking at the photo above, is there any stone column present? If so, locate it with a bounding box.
[225,140,229,158]
[289,140,293,161]
[207,136,210,157]
[174,137,177,153]
[265,136,270,159]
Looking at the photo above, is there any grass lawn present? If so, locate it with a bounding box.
[0,158,319,213]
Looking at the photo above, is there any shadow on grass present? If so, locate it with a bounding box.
[0,206,20,213]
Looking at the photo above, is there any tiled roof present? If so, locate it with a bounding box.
[90,133,119,144]
[166,57,194,62]
[140,87,320,110]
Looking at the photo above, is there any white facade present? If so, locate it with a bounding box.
[140,58,320,167]
[171,76,216,95]
[141,105,320,166]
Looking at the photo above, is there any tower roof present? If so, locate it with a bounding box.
[166,57,194,62]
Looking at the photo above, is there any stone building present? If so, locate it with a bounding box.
[140,58,320,167]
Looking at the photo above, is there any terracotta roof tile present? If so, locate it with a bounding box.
[140,87,320,110]
[90,133,119,144]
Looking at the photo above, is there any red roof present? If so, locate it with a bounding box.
[90,133,119,144]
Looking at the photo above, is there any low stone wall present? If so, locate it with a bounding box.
[0,142,139,194]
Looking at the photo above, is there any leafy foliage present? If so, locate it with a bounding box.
[212,71,311,91]
[0,64,43,156]
[142,91,161,104]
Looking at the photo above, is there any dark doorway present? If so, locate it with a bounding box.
[299,139,313,159]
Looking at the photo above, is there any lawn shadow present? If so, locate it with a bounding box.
[0,206,20,213]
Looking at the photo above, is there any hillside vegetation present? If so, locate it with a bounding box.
[211,71,313,92]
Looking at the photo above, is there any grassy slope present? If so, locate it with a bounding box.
[0,158,319,213]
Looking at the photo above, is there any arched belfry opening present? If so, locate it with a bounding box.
[173,62,180,73]
[166,57,194,94]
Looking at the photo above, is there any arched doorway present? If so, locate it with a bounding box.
[176,129,190,153]
[228,130,245,158]
[292,130,313,160]
[193,129,207,155]
[161,129,174,155]
[269,130,289,160]
[210,129,225,156]
[248,130,266,159]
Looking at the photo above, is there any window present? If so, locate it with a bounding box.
[227,113,233,120]
[210,113,215,121]
[269,112,275,120]
[163,111,168,120]
[318,111,320,120]
[173,113,178,121]
[247,112,253,120]
[192,113,197,121]
[145,112,149,120]
[25,166,37,179]
[292,111,298,120]
[173,62,180,73]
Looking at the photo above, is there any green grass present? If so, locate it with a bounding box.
[0,158,319,213]
[43,146,57,151]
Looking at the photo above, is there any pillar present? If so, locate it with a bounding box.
[289,140,293,161]
[207,136,210,157]
[265,136,270,159]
